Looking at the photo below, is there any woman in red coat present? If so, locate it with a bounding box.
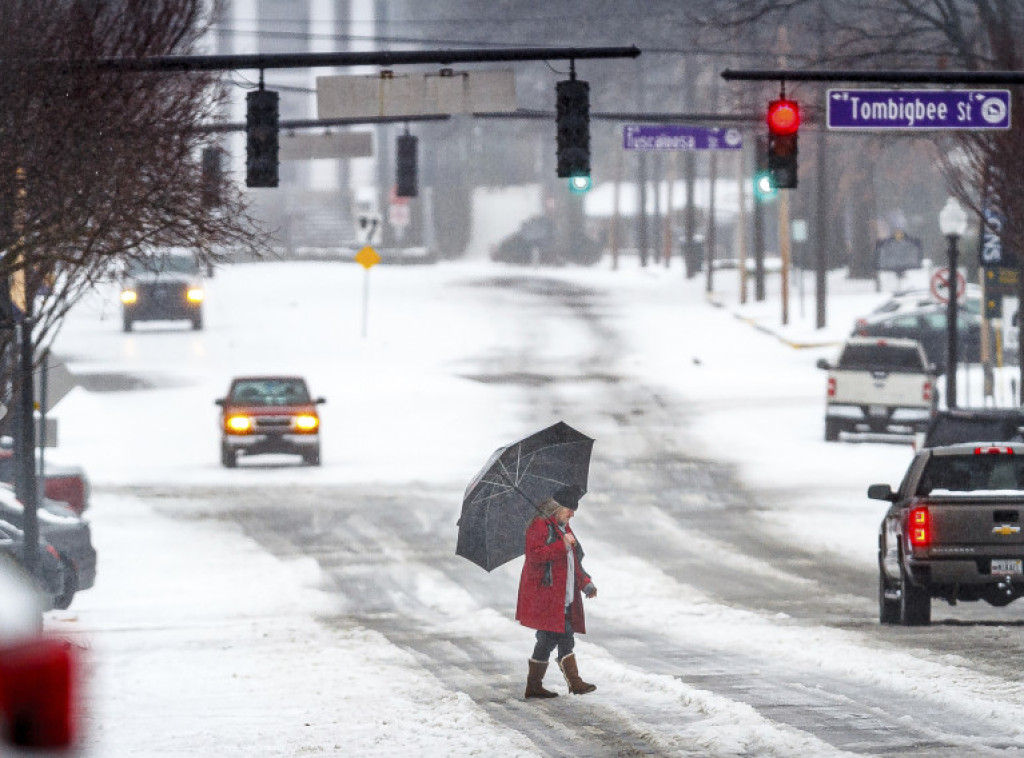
[516,495,597,699]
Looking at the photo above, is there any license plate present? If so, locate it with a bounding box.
[992,559,1023,575]
[869,405,888,418]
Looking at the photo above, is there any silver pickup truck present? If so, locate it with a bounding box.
[817,336,937,441]
[870,443,1024,625]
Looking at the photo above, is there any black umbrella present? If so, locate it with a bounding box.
[457,421,594,571]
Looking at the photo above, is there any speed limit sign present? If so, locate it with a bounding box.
[930,267,965,304]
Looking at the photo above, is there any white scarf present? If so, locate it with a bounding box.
[557,523,574,607]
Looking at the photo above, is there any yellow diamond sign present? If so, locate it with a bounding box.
[355,245,381,269]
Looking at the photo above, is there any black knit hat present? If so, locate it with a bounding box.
[553,484,584,511]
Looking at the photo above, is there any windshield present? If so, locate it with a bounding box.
[917,454,1024,494]
[229,379,310,406]
[838,344,925,372]
[129,254,199,276]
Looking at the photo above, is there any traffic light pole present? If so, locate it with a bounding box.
[17,317,38,577]
[81,46,641,74]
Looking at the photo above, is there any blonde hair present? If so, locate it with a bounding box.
[535,497,562,519]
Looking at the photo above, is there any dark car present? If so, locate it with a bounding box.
[0,520,68,612]
[0,484,95,609]
[120,251,204,332]
[491,216,603,266]
[852,303,992,374]
[216,376,325,468]
[918,408,1024,449]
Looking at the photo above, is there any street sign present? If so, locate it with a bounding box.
[985,265,1018,297]
[827,89,1011,130]
[279,131,373,161]
[875,233,923,273]
[355,246,380,269]
[623,125,743,151]
[318,70,516,119]
[389,203,410,229]
[931,267,966,303]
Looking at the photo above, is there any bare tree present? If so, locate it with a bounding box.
[0,0,269,392]
[699,1,1024,393]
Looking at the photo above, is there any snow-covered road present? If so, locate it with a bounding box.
[42,258,1024,756]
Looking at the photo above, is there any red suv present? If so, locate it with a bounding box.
[215,376,325,468]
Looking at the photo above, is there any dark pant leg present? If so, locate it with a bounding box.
[532,607,576,661]
[556,605,575,660]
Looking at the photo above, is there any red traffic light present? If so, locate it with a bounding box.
[767,99,800,136]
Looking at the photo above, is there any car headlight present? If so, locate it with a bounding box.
[187,288,204,303]
[120,290,138,305]
[294,414,319,432]
[225,415,253,433]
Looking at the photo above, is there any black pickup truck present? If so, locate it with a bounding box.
[870,443,1024,625]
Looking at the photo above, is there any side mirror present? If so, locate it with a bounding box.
[816,358,831,370]
[315,397,326,405]
[214,398,224,407]
[867,483,896,501]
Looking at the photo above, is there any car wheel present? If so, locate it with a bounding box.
[192,314,203,331]
[221,444,237,468]
[52,557,78,611]
[122,315,133,333]
[825,419,840,442]
[303,447,321,467]
[879,570,900,625]
[899,561,930,625]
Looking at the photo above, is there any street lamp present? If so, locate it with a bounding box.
[938,196,968,408]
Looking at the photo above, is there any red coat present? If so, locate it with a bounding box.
[516,518,593,634]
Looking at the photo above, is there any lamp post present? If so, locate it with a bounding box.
[939,197,968,408]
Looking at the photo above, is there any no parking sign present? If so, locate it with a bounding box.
[930,267,965,303]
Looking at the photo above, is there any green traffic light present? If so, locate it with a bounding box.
[568,174,592,194]
[753,170,777,201]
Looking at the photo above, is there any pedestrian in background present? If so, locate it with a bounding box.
[516,494,597,698]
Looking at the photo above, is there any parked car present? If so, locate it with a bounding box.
[0,520,68,612]
[0,556,77,750]
[0,484,95,609]
[869,284,981,317]
[0,442,90,515]
[871,442,1024,625]
[816,337,937,440]
[852,303,992,374]
[120,250,204,332]
[215,376,325,467]
[917,408,1024,449]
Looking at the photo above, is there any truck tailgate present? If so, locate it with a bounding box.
[830,369,930,407]
[928,497,1024,547]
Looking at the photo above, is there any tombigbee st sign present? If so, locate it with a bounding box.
[827,89,1010,130]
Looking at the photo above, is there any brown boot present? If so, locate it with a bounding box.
[525,659,558,699]
[557,653,596,695]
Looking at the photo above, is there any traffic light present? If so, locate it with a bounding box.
[396,133,418,198]
[753,170,777,201]
[246,89,279,188]
[201,147,222,208]
[766,98,799,189]
[556,78,590,180]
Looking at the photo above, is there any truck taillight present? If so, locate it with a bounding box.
[909,506,930,547]
[922,380,932,401]
[827,377,836,398]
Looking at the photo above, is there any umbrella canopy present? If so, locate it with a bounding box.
[457,421,594,571]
